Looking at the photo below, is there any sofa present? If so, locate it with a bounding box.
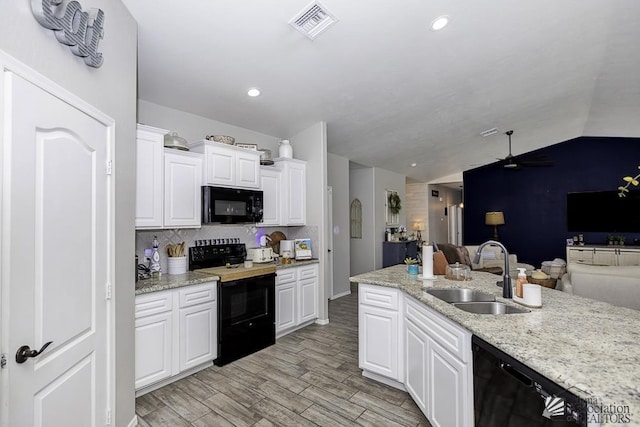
[558,263,640,311]
[437,243,534,276]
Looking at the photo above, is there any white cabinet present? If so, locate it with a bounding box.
[358,283,404,386]
[274,158,306,226]
[163,150,202,228]
[567,246,640,267]
[135,124,203,229]
[275,264,319,337]
[177,283,217,372]
[275,269,297,332]
[190,140,261,189]
[134,290,173,390]
[135,124,166,228]
[404,295,472,427]
[259,166,282,226]
[298,265,318,323]
[135,282,216,395]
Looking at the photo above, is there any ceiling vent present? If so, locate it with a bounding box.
[289,1,338,40]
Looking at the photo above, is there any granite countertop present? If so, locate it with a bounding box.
[350,265,640,419]
[135,258,320,295]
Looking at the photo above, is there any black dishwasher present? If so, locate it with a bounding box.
[473,335,587,426]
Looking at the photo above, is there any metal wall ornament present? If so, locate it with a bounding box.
[31,0,105,68]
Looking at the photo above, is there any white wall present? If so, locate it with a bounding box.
[0,2,137,426]
[349,167,375,275]
[290,122,328,322]
[327,153,350,298]
[373,168,407,269]
[138,100,281,152]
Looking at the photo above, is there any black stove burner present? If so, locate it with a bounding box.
[188,243,246,270]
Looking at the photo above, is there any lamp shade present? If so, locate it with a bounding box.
[413,222,425,231]
[485,211,505,226]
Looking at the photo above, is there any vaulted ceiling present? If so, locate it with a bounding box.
[122,0,640,182]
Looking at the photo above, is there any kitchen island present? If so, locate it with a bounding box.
[350,264,640,425]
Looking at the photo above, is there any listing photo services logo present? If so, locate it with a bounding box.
[585,398,632,424]
[542,395,566,419]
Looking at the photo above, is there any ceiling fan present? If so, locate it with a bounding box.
[497,130,554,170]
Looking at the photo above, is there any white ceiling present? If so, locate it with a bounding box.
[122,0,640,183]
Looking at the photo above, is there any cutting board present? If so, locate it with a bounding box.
[197,264,276,282]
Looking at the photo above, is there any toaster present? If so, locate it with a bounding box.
[247,247,273,263]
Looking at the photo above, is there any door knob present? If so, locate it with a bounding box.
[15,341,53,364]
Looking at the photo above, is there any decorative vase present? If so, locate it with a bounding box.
[407,264,419,275]
[278,139,292,158]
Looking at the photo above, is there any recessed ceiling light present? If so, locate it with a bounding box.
[431,15,450,31]
[411,163,417,167]
[247,88,261,97]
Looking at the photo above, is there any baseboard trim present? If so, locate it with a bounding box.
[315,318,329,325]
[362,370,406,391]
[127,415,138,427]
[134,361,213,397]
[330,290,351,300]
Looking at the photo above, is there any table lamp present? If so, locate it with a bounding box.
[413,222,424,242]
[485,211,505,240]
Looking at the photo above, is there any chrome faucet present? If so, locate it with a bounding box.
[473,240,512,299]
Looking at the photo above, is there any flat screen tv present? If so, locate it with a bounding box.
[567,190,640,232]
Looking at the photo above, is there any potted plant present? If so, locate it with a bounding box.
[405,257,419,275]
[618,235,626,246]
[607,235,615,245]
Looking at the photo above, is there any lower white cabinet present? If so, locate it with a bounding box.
[358,283,404,386]
[135,281,216,394]
[276,264,318,337]
[404,295,473,427]
[566,245,640,267]
[134,293,173,390]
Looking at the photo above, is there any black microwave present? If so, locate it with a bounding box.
[202,186,263,224]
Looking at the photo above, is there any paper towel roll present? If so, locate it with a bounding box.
[422,245,435,279]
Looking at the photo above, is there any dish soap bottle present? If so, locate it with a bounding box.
[516,268,527,298]
[150,235,162,277]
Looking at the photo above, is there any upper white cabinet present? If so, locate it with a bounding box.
[136,124,166,228]
[136,124,203,229]
[190,140,261,189]
[163,150,202,228]
[259,166,282,226]
[274,158,307,226]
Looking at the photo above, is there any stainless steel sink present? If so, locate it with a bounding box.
[452,302,530,314]
[426,288,496,303]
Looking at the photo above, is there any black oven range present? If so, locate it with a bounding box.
[189,242,275,366]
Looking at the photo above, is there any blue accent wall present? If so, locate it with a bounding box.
[463,137,640,267]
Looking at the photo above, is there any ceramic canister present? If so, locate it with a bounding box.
[278,139,293,158]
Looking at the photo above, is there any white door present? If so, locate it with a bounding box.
[2,70,112,426]
[326,186,335,299]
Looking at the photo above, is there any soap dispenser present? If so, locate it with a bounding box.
[516,268,527,298]
[150,235,162,277]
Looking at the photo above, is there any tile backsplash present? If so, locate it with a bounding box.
[136,224,319,272]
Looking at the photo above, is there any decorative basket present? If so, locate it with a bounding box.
[527,277,557,289]
[207,135,235,145]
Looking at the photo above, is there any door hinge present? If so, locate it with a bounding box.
[106,160,113,175]
[105,408,112,425]
[106,282,112,300]
[1,353,7,368]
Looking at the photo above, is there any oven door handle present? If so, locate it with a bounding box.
[499,361,533,387]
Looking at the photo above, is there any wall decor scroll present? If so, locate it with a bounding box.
[31,0,105,68]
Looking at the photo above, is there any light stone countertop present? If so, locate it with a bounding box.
[350,264,640,422]
[135,259,320,295]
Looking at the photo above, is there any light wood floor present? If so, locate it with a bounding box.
[135,288,431,426]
